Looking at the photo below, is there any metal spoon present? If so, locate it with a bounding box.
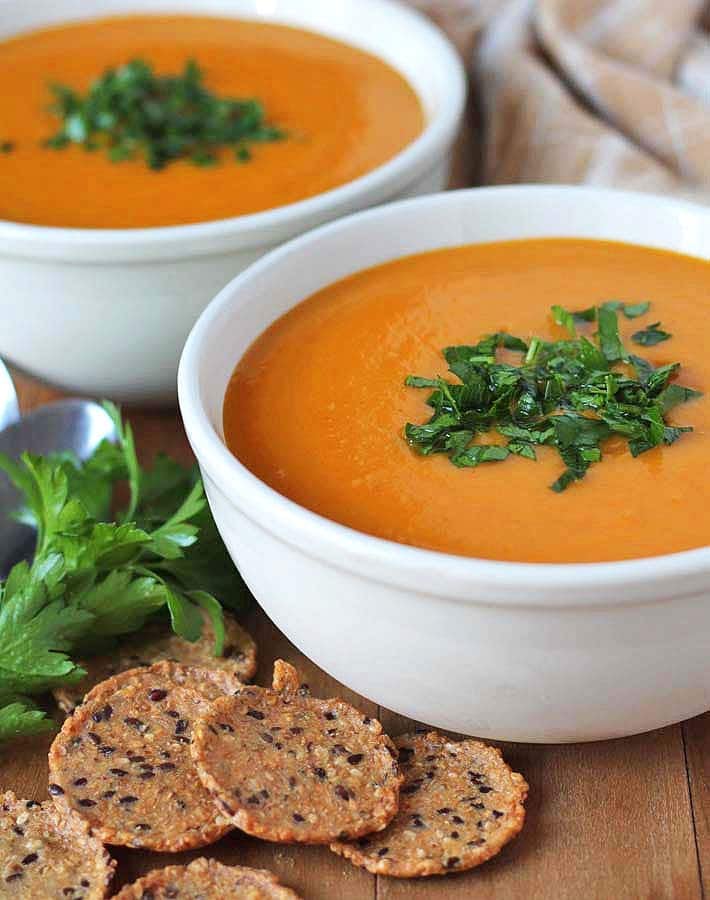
[0,359,19,432]
[0,386,117,575]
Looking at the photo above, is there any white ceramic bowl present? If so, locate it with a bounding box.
[179,186,710,743]
[0,0,465,404]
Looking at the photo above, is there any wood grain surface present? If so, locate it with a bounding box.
[3,131,709,899]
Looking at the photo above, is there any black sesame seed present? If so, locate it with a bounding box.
[175,719,188,735]
[166,710,179,719]
[98,745,114,756]
[347,753,364,765]
[452,815,464,824]
[401,781,422,795]
[451,830,460,838]
[334,785,350,801]
[260,789,270,799]
[21,853,38,865]
[174,735,190,744]
[479,786,492,793]
[91,703,113,722]
[12,826,24,836]
[313,767,326,780]
[109,768,127,777]
[73,777,89,786]
[293,812,305,822]
[377,847,389,857]
[289,726,302,734]
[219,722,234,732]
[139,772,155,780]
[492,810,504,818]
[48,783,64,796]
[102,790,116,799]
[5,873,23,882]
[148,689,168,701]
[247,794,261,805]
[324,711,337,720]
[134,823,151,831]
[159,762,176,771]
[445,857,460,869]
[87,732,101,745]
[124,717,144,730]
[260,732,274,744]
[437,807,451,814]
[119,796,138,805]
[246,708,265,720]
[78,798,96,807]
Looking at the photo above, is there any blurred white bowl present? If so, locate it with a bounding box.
[0,0,465,403]
[180,185,710,743]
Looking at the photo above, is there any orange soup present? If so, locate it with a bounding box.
[0,16,423,228]
[224,239,710,564]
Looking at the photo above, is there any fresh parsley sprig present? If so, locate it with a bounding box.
[404,303,701,492]
[45,59,285,170]
[0,402,249,743]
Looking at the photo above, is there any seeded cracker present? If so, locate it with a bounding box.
[113,857,302,899]
[331,731,528,877]
[1,791,115,897]
[191,660,403,843]
[84,660,244,705]
[54,611,257,713]
[47,669,233,851]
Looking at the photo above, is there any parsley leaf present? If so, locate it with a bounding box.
[0,403,250,743]
[632,322,672,346]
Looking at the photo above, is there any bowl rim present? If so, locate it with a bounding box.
[0,0,466,255]
[178,184,710,608]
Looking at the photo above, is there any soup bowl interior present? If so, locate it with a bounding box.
[0,0,465,402]
[179,186,710,742]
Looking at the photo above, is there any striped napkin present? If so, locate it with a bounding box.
[409,0,710,199]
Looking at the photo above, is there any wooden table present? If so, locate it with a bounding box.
[6,351,710,900]
[4,125,710,896]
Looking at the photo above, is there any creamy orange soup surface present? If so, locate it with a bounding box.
[224,239,710,564]
[0,16,423,228]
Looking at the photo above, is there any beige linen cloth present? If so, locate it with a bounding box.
[407,0,710,199]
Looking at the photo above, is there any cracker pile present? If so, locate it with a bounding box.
[29,617,526,894]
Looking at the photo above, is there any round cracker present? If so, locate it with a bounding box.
[48,671,233,852]
[330,731,528,877]
[54,611,257,713]
[191,661,402,844]
[113,857,301,899]
[1,791,115,897]
[84,660,243,705]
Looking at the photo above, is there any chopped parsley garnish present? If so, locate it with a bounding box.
[45,59,285,171]
[404,303,701,492]
[631,321,672,346]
